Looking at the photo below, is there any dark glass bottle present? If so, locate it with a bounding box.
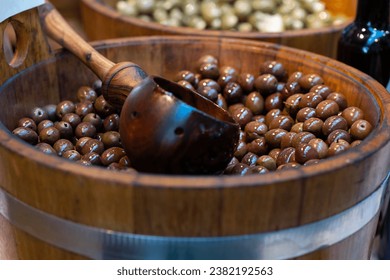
[337,0,390,87]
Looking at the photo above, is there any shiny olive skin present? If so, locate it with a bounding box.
[276,147,296,166]
[256,155,277,171]
[246,137,268,156]
[296,107,316,122]
[62,149,81,161]
[62,113,81,129]
[81,139,105,155]
[30,107,49,124]
[18,117,37,131]
[101,147,127,166]
[103,114,120,132]
[77,86,98,103]
[75,122,97,139]
[254,74,278,96]
[241,152,259,166]
[12,127,39,145]
[39,127,60,145]
[55,121,73,139]
[37,120,54,133]
[350,119,372,140]
[53,139,74,156]
[94,95,117,117]
[35,142,56,155]
[101,131,122,149]
[315,100,339,120]
[341,106,364,127]
[83,113,103,131]
[245,91,264,115]
[295,143,319,164]
[56,101,75,119]
[75,101,94,118]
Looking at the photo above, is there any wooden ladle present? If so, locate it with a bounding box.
[38,3,239,174]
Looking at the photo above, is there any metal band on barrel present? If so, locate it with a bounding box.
[0,174,388,259]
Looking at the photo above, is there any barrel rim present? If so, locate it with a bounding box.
[0,36,389,190]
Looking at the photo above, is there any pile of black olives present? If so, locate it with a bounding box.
[12,55,373,175]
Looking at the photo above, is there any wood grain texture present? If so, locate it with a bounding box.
[0,8,389,260]
[80,0,357,58]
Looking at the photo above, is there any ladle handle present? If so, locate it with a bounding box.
[38,2,148,108]
[38,2,114,79]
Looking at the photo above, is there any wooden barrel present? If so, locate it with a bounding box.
[1,8,390,260]
[80,0,357,58]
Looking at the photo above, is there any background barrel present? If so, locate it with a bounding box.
[80,0,357,58]
[0,7,389,260]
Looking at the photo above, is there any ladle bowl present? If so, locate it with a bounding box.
[121,76,239,174]
[39,2,239,174]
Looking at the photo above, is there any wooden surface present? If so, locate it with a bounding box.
[80,0,357,58]
[1,5,390,260]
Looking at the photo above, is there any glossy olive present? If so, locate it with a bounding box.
[54,121,73,139]
[43,104,57,122]
[101,131,122,149]
[256,155,277,171]
[75,136,92,153]
[244,121,268,141]
[62,149,81,161]
[315,100,339,120]
[56,100,75,119]
[37,120,54,133]
[295,143,319,164]
[308,138,328,159]
[81,152,102,166]
[246,137,268,156]
[259,61,286,81]
[310,84,332,99]
[62,113,81,129]
[101,147,127,166]
[326,129,351,145]
[77,86,98,103]
[302,117,323,136]
[296,107,316,122]
[53,139,74,156]
[298,92,323,108]
[223,82,243,103]
[269,115,294,131]
[75,122,97,139]
[326,92,347,111]
[175,70,196,85]
[298,73,324,91]
[81,138,105,155]
[17,117,37,132]
[341,106,364,127]
[280,132,297,149]
[230,106,253,128]
[30,107,49,124]
[254,74,278,96]
[241,152,259,166]
[103,114,120,132]
[238,73,255,92]
[199,63,220,80]
[264,92,283,112]
[39,127,60,145]
[350,119,372,140]
[245,91,264,115]
[265,128,288,148]
[12,127,39,145]
[322,115,348,136]
[94,95,117,117]
[276,147,296,166]
[35,142,56,155]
